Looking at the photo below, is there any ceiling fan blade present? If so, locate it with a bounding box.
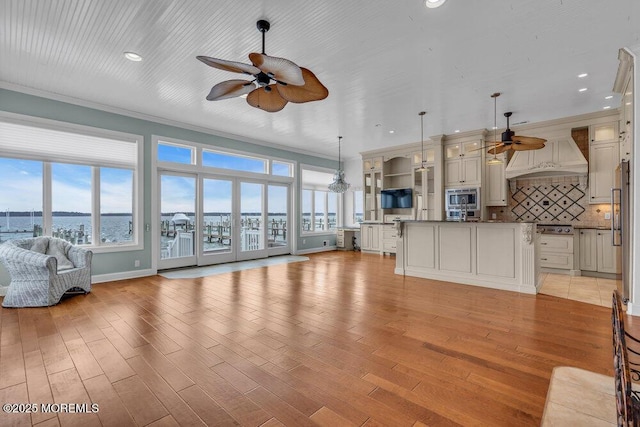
[206,80,255,101]
[246,85,288,112]
[467,142,501,152]
[276,67,329,103]
[488,144,509,155]
[511,135,547,144]
[249,53,305,86]
[196,56,260,75]
[512,142,545,151]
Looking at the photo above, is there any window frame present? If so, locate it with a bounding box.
[300,164,339,236]
[0,112,144,253]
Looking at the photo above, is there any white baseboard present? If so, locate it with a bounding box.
[295,246,336,255]
[0,285,7,297]
[91,268,156,284]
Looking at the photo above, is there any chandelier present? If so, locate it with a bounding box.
[328,136,351,193]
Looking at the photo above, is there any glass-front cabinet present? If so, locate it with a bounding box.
[363,170,382,221]
[413,147,436,220]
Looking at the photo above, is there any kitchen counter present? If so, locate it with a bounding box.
[395,220,541,294]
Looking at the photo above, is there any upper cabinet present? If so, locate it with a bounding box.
[363,156,383,172]
[614,48,634,163]
[444,139,482,187]
[589,124,620,204]
[590,122,619,144]
[484,153,508,206]
[383,154,412,189]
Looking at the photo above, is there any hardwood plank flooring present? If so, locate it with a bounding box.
[0,251,620,426]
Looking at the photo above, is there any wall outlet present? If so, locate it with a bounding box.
[134,259,140,267]
[491,213,497,220]
[604,212,611,220]
[323,240,328,246]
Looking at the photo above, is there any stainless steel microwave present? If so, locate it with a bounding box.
[445,187,480,210]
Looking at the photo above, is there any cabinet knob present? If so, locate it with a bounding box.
[541,258,548,261]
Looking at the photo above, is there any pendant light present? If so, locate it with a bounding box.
[418,111,426,170]
[328,136,351,193]
[486,92,504,165]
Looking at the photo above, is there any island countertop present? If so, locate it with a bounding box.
[395,220,541,294]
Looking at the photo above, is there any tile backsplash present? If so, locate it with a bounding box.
[486,176,612,227]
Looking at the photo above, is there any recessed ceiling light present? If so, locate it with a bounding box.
[577,73,588,78]
[578,88,588,92]
[626,102,632,106]
[603,106,611,110]
[605,95,613,99]
[389,130,395,134]
[124,52,142,62]
[425,0,446,8]
[492,126,498,130]
[454,130,460,133]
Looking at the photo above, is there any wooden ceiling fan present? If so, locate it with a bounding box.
[196,20,328,112]
[488,111,547,154]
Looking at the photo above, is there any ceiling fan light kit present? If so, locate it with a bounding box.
[197,20,328,112]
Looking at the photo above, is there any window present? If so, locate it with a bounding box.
[301,166,338,233]
[354,190,364,223]
[272,160,293,177]
[157,142,195,164]
[202,150,267,173]
[0,115,142,250]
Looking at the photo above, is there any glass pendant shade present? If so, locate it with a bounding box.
[328,136,350,193]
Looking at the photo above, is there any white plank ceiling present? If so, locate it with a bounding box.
[1,0,639,159]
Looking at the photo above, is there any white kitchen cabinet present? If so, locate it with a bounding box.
[412,148,436,165]
[363,170,382,221]
[578,229,597,272]
[578,228,621,274]
[620,66,634,162]
[444,140,482,187]
[596,229,620,274]
[539,235,574,270]
[363,156,383,172]
[590,122,619,144]
[413,164,435,220]
[589,141,619,204]
[484,153,507,206]
[360,223,381,253]
[381,224,398,254]
[383,155,412,189]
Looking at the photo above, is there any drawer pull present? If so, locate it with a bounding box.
[541,258,548,261]
[540,242,548,245]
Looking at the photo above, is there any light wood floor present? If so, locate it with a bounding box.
[0,251,616,426]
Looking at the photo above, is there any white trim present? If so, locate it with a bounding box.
[91,269,156,284]
[295,246,336,255]
[0,82,336,160]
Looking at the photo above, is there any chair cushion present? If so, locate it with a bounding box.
[46,239,75,271]
[30,237,49,254]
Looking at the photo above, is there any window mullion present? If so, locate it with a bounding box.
[42,162,52,236]
[92,167,100,246]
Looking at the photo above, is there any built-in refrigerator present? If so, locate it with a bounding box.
[613,160,630,302]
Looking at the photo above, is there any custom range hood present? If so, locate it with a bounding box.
[505,129,588,181]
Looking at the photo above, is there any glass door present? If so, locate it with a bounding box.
[237,181,267,261]
[267,184,290,256]
[200,177,235,264]
[158,173,197,269]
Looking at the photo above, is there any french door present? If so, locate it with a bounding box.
[158,171,290,269]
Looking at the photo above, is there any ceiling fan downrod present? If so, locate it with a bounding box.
[257,20,270,55]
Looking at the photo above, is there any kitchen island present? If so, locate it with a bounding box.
[395,220,541,294]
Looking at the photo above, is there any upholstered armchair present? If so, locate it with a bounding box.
[0,237,92,308]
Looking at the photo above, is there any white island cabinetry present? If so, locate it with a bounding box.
[395,221,540,294]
